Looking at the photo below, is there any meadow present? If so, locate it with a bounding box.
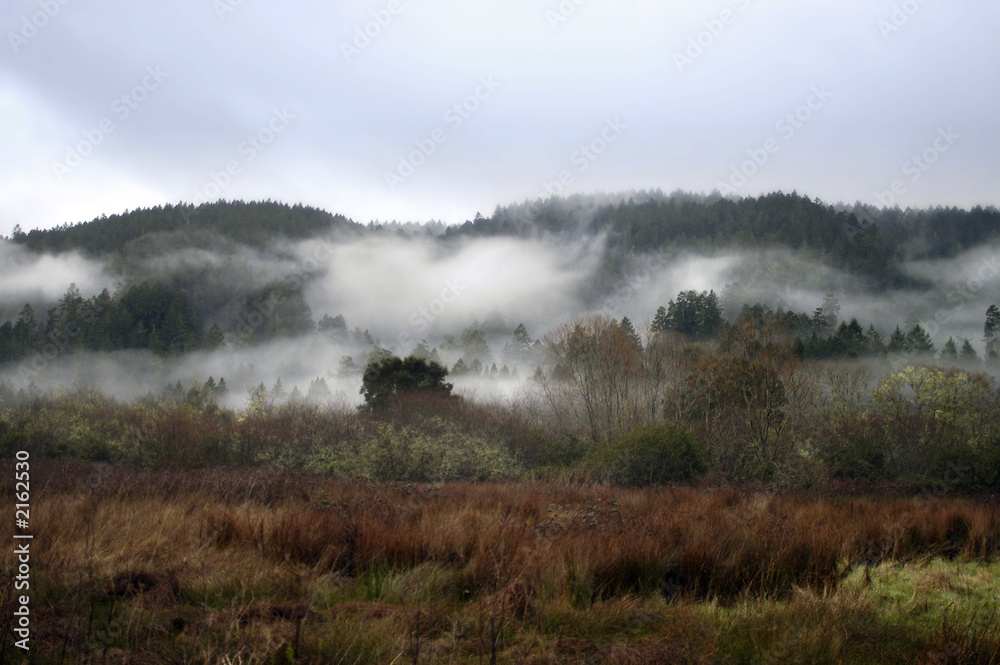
[2,460,998,664]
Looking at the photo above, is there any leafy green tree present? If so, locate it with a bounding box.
[873,365,993,475]
[360,354,453,409]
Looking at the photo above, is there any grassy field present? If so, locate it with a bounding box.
[1,460,998,664]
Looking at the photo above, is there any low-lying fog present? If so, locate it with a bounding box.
[3,229,999,407]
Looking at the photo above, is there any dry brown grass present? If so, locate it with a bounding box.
[1,460,998,663]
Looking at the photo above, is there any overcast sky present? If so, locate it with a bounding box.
[2,0,998,235]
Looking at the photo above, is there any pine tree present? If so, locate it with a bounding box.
[700,290,724,337]
[940,337,958,361]
[619,317,641,348]
[367,346,394,366]
[811,308,830,332]
[865,324,884,355]
[206,324,225,348]
[906,324,935,355]
[13,304,39,349]
[338,356,360,377]
[652,306,669,334]
[821,293,840,328]
[271,377,287,403]
[410,340,439,362]
[512,323,532,348]
[960,339,980,363]
[307,377,332,402]
[887,326,906,353]
[984,305,1000,361]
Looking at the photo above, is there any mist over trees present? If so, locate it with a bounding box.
[3,191,1000,496]
[3,191,1000,471]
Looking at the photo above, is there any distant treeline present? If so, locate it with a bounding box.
[4,194,1000,366]
[446,192,1000,289]
[7,200,362,255]
[0,283,219,362]
[7,194,1000,289]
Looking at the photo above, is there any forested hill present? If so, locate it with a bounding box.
[9,200,361,255]
[446,192,1000,289]
[8,193,1000,288]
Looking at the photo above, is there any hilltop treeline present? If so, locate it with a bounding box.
[8,193,1000,287]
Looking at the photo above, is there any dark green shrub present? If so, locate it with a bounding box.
[361,355,452,409]
[596,423,709,486]
[928,439,1000,492]
[825,431,891,481]
[528,429,590,468]
[79,434,116,463]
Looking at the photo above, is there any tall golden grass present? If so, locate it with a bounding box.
[2,460,998,663]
